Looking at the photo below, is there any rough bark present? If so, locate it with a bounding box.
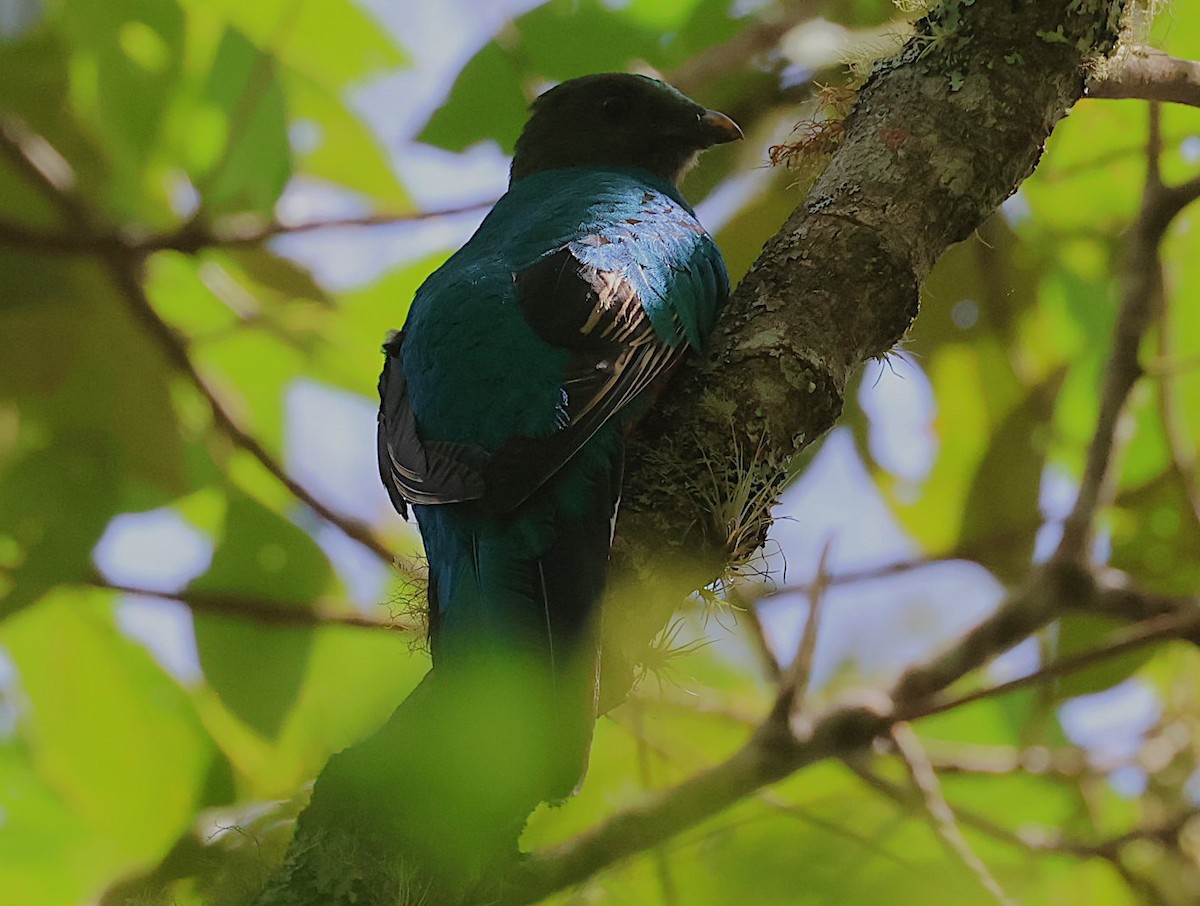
[260,0,1129,902]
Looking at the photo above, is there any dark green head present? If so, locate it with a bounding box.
[510,73,742,187]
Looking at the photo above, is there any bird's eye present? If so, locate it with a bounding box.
[601,95,628,122]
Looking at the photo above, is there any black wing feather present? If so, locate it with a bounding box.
[376,332,488,515]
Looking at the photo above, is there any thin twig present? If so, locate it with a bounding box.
[891,723,1015,906]
[899,605,1200,722]
[1087,565,1200,645]
[769,522,1047,599]
[628,701,681,906]
[1146,350,1200,377]
[665,500,1196,612]
[92,578,415,632]
[919,741,1087,779]
[728,581,782,681]
[0,205,495,255]
[0,115,93,227]
[758,789,914,865]
[780,538,833,710]
[150,205,493,251]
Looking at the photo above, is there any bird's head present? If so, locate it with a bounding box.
[510,73,743,187]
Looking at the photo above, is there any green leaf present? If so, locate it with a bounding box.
[867,219,1047,556]
[0,257,188,497]
[1111,470,1200,597]
[959,369,1065,583]
[0,437,120,618]
[1023,101,1144,235]
[287,69,409,207]
[142,250,243,338]
[418,41,528,154]
[420,0,744,153]
[194,26,291,216]
[0,590,214,901]
[188,489,333,610]
[914,216,1043,354]
[875,344,995,551]
[177,0,405,89]
[1162,221,1200,454]
[1151,0,1200,59]
[1024,264,1116,480]
[58,0,186,166]
[189,492,333,736]
[269,623,425,773]
[222,245,331,306]
[0,29,111,221]
[1051,614,1156,699]
[676,0,752,57]
[0,257,187,617]
[0,745,96,906]
[915,689,1043,747]
[191,622,422,795]
[194,616,312,739]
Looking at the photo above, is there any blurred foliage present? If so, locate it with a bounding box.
[1,0,1200,904]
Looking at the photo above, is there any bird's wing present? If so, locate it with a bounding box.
[481,205,729,513]
[377,330,488,515]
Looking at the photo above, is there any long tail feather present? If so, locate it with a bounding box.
[413,435,621,801]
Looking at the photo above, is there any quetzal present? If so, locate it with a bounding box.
[374,73,740,822]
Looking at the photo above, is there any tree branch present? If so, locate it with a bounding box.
[504,556,1193,903]
[0,205,494,255]
[257,1,1143,901]
[1088,49,1200,108]
[89,577,416,633]
[899,600,1200,722]
[778,538,831,709]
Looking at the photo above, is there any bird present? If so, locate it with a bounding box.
[368,72,740,868]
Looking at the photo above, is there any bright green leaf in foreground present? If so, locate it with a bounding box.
[0,590,214,905]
